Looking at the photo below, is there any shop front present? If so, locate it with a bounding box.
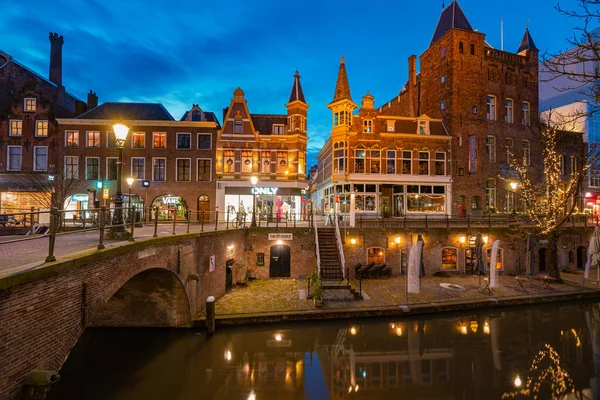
[151,195,188,220]
[219,184,303,222]
[64,193,92,219]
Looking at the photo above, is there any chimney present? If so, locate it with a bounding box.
[87,90,98,109]
[49,32,64,87]
[408,55,417,87]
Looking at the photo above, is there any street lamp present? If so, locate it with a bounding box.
[250,175,258,227]
[126,177,134,222]
[510,181,518,191]
[111,123,130,232]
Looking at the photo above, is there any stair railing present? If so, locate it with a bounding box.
[334,214,346,280]
[313,213,321,278]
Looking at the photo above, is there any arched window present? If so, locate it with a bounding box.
[486,247,503,270]
[198,194,210,217]
[191,110,202,121]
[333,141,346,174]
[459,42,464,53]
[442,247,458,270]
[367,247,385,265]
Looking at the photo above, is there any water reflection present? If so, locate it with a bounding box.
[48,302,600,400]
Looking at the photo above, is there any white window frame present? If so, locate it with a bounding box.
[196,158,212,182]
[522,140,531,166]
[386,150,396,174]
[130,157,146,180]
[105,131,118,148]
[7,145,22,171]
[176,157,192,182]
[272,124,284,135]
[24,98,36,112]
[35,120,49,137]
[64,156,79,180]
[486,179,496,210]
[33,146,48,171]
[152,132,167,149]
[9,120,22,137]
[260,151,271,174]
[363,119,373,133]
[435,152,446,175]
[522,101,531,126]
[152,157,167,182]
[241,150,253,174]
[85,156,100,180]
[197,133,212,150]
[418,151,429,175]
[65,130,79,148]
[417,120,429,135]
[176,132,192,150]
[486,95,496,120]
[505,98,514,124]
[86,131,100,148]
[401,150,412,175]
[131,132,146,149]
[106,157,118,180]
[486,135,496,163]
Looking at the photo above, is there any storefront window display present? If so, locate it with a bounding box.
[225,188,301,222]
[406,185,445,213]
[151,195,187,220]
[63,193,91,219]
[1,191,49,217]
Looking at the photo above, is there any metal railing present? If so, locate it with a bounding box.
[313,214,321,277]
[334,214,346,279]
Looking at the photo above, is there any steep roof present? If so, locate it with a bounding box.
[288,70,306,103]
[517,27,538,53]
[76,102,174,121]
[332,56,352,102]
[250,114,287,135]
[179,109,221,126]
[430,0,474,45]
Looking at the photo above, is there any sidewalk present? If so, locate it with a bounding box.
[203,273,600,325]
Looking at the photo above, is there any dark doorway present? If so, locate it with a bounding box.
[465,248,476,275]
[539,248,546,272]
[225,259,233,292]
[269,245,291,277]
[577,246,586,270]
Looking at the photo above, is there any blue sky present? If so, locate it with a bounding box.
[0,0,586,165]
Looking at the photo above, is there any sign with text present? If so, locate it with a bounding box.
[251,187,278,195]
[209,254,215,272]
[268,233,293,240]
[102,188,109,199]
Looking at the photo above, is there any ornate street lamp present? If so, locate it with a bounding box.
[111,123,129,232]
[126,177,134,222]
[251,175,258,227]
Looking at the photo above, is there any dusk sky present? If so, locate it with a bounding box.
[0,0,587,165]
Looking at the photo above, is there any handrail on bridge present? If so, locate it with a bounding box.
[333,213,346,279]
[313,213,321,278]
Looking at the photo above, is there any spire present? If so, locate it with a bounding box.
[517,26,538,53]
[430,0,474,45]
[288,70,306,103]
[333,56,352,102]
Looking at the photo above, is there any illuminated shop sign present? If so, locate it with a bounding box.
[251,187,279,195]
[71,194,89,202]
[162,196,181,205]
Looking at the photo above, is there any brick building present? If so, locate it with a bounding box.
[313,57,452,217]
[57,102,219,220]
[0,33,96,214]
[381,1,541,216]
[216,72,309,222]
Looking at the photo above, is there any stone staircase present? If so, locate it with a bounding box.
[317,228,343,280]
[321,280,363,300]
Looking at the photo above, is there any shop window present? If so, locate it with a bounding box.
[277,151,288,174]
[177,133,191,149]
[418,152,429,175]
[35,120,48,137]
[354,149,365,173]
[435,152,446,175]
[369,150,381,173]
[65,156,78,180]
[152,158,166,181]
[261,151,271,174]
[176,158,191,181]
[241,150,253,173]
[442,248,458,270]
[106,131,118,148]
[402,151,412,174]
[406,185,445,213]
[505,98,514,123]
[197,133,211,150]
[368,247,385,265]
[9,120,22,137]
[197,159,211,181]
[486,248,504,270]
[152,195,187,220]
[131,157,145,180]
[486,136,496,162]
[224,150,235,173]
[107,158,118,180]
[87,131,100,147]
[7,146,22,171]
[153,132,167,148]
[485,179,496,210]
[132,132,145,148]
[24,98,36,111]
[387,150,396,174]
[33,146,48,171]
[486,96,496,120]
[234,120,243,134]
[65,130,79,147]
[86,157,100,180]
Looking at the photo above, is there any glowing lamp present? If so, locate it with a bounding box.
[483,236,489,244]
[112,123,129,145]
[510,182,518,190]
[585,192,592,198]
[350,238,357,245]
[276,240,283,245]
[460,324,468,335]
[459,235,466,244]
[126,177,134,187]
[394,236,401,244]
[514,376,522,387]
[275,334,282,341]
[251,176,258,185]
[483,322,490,334]
[349,327,357,335]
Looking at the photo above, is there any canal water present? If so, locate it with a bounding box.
[48,302,600,400]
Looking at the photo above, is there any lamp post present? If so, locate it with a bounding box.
[111,123,129,232]
[251,176,258,227]
[126,177,134,222]
[509,181,518,214]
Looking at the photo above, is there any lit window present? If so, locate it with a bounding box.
[418,120,429,134]
[261,151,271,174]
[24,98,36,112]
[387,122,395,132]
[442,248,458,270]
[9,120,22,136]
[486,96,496,120]
[363,119,372,133]
[35,120,48,137]
[223,150,235,173]
[153,132,167,148]
[86,131,100,147]
[486,248,504,270]
[277,151,288,174]
[197,159,211,181]
[368,247,385,265]
[66,130,79,147]
[241,150,253,173]
[132,132,145,148]
[176,158,191,181]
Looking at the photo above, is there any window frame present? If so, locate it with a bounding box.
[441,247,458,270]
[522,101,531,126]
[234,120,243,134]
[367,247,385,265]
[486,135,496,163]
[9,120,23,137]
[65,130,79,148]
[197,158,212,182]
[486,96,496,121]
[522,140,531,166]
[24,98,37,112]
[363,119,373,133]
[86,131,100,148]
[505,137,514,165]
[272,124,284,135]
[176,132,192,150]
[35,120,49,137]
[85,156,100,180]
[176,158,191,182]
[152,157,167,182]
[153,132,167,149]
[197,133,212,150]
[64,155,79,180]
[7,145,22,171]
[401,150,412,175]
[504,98,514,124]
[106,157,118,181]
[486,247,504,270]
[434,152,446,175]
[33,146,48,171]
[418,151,429,175]
[132,132,146,149]
[106,131,118,148]
[486,178,496,210]
[130,157,146,180]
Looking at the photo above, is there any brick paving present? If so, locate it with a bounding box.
[211,273,600,317]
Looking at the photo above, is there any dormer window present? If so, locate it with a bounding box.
[234,120,243,134]
[24,98,36,112]
[417,120,429,135]
[191,110,202,121]
[363,119,373,133]
[272,124,284,135]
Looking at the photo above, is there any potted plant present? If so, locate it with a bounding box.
[312,284,324,308]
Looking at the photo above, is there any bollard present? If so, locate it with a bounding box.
[45,207,58,262]
[226,211,230,229]
[206,296,216,334]
[98,206,106,250]
[201,210,205,231]
[129,205,136,242]
[215,210,219,230]
[172,206,177,235]
[186,207,191,233]
[153,207,159,238]
[30,206,35,228]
